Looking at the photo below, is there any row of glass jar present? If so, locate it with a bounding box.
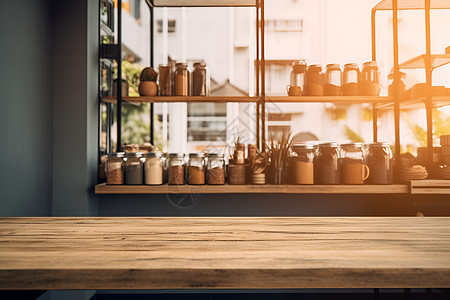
[289,142,393,185]
[159,62,209,96]
[290,61,381,96]
[105,152,225,185]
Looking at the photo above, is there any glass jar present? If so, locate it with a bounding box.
[388,71,406,99]
[158,64,172,96]
[174,62,189,96]
[290,60,307,95]
[168,153,186,185]
[340,143,370,185]
[192,62,208,96]
[361,61,381,96]
[289,144,315,184]
[187,153,206,185]
[207,153,225,185]
[314,142,340,184]
[106,152,125,185]
[324,64,342,96]
[306,64,324,96]
[125,152,144,185]
[343,63,360,96]
[144,152,164,185]
[234,143,245,165]
[366,142,393,184]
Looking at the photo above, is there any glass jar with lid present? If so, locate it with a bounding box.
[361,61,381,96]
[290,60,307,95]
[187,153,206,185]
[125,152,145,185]
[106,152,125,185]
[158,64,172,96]
[174,62,189,96]
[168,153,186,185]
[324,64,342,96]
[192,62,208,96]
[388,70,406,99]
[289,144,315,184]
[366,142,393,184]
[144,152,164,185]
[340,143,370,185]
[306,64,324,96]
[207,153,226,185]
[314,142,340,184]
[343,63,360,96]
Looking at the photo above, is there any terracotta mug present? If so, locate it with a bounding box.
[286,85,302,96]
[341,163,370,184]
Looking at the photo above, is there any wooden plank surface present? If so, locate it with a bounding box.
[94,183,409,194]
[410,179,450,194]
[101,96,259,104]
[1,217,450,289]
[265,96,392,104]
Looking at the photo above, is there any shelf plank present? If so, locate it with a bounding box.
[152,0,257,7]
[101,96,260,104]
[265,96,393,104]
[374,0,450,10]
[399,54,450,70]
[95,183,408,194]
[410,179,450,195]
[374,96,450,110]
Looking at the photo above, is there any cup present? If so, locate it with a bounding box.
[341,163,370,184]
[286,85,302,96]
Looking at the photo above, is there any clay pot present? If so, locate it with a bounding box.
[139,81,158,96]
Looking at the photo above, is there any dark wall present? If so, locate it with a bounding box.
[0,0,53,216]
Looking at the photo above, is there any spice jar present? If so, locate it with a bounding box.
[324,64,342,96]
[388,71,406,99]
[361,61,381,96]
[106,152,125,185]
[234,143,245,165]
[289,144,315,184]
[192,62,208,96]
[314,142,340,184]
[174,62,189,96]
[125,152,144,185]
[168,153,186,185]
[343,63,360,96]
[290,60,307,95]
[340,143,370,185]
[144,152,164,185]
[187,153,206,185]
[158,64,172,96]
[306,64,324,96]
[207,153,225,185]
[366,142,393,184]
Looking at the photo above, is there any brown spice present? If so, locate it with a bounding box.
[207,167,225,185]
[228,164,246,185]
[168,165,185,185]
[188,166,205,185]
[107,169,123,185]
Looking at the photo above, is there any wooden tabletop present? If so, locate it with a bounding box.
[0,217,450,290]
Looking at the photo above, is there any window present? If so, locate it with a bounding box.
[157,20,176,33]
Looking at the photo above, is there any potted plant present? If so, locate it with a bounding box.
[138,67,158,96]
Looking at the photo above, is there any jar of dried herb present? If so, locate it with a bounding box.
[188,153,206,185]
[207,153,225,185]
[106,152,125,185]
[366,142,393,184]
[174,62,189,96]
[289,144,315,184]
[314,142,340,184]
[192,62,208,96]
[125,152,145,185]
[168,153,186,185]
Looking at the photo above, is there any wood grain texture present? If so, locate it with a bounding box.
[101,96,259,104]
[410,179,450,194]
[0,217,450,289]
[94,183,409,194]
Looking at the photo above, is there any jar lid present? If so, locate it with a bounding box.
[193,62,206,68]
[388,71,406,79]
[169,152,185,158]
[189,152,205,158]
[292,143,316,150]
[108,152,125,158]
[326,63,340,69]
[363,61,378,67]
[159,64,170,68]
[125,152,144,157]
[308,64,322,71]
[175,62,188,68]
[318,142,339,148]
[341,142,363,149]
[369,142,391,147]
[344,63,359,69]
[147,152,163,158]
[208,153,224,158]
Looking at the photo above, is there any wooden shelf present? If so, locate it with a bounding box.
[374,96,450,110]
[150,0,257,7]
[399,54,450,70]
[101,96,260,104]
[373,0,450,11]
[265,96,393,104]
[410,179,450,194]
[95,183,408,194]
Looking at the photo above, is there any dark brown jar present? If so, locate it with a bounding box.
[192,62,208,96]
[174,63,189,96]
[343,63,360,96]
[324,64,342,96]
[366,142,393,184]
[306,64,324,96]
[158,64,172,96]
[314,142,340,184]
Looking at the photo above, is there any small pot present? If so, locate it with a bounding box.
[139,81,158,96]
